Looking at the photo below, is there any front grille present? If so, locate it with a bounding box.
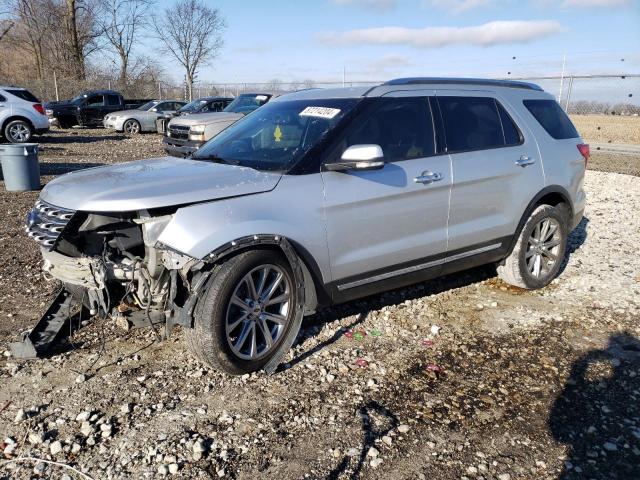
[168,124,189,140]
[25,200,75,248]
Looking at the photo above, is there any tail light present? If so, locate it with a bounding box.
[32,103,45,115]
[577,143,590,165]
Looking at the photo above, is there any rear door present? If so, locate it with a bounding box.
[321,93,452,291]
[435,91,544,257]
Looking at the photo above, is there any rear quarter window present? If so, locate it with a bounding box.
[438,96,522,153]
[6,89,40,103]
[523,99,579,140]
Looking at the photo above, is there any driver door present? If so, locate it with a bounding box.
[81,94,105,126]
[321,93,451,294]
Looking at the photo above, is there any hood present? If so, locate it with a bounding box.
[169,112,243,127]
[45,100,76,111]
[40,157,282,212]
[108,109,147,117]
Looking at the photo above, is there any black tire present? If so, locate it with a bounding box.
[58,119,72,129]
[185,249,298,375]
[497,204,568,289]
[123,119,141,135]
[4,119,32,143]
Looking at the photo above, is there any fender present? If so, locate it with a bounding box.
[504,185,573,258]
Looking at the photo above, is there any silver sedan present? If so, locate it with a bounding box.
[104,100,186,134]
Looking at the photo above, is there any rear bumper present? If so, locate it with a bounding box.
[162,136,203,157]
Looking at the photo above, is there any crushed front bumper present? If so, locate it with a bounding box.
[162,136,203,158]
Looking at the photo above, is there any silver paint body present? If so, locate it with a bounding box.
[104,101,183,132]
[38,82,586,287]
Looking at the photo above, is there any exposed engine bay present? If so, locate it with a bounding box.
[20,200,208,352]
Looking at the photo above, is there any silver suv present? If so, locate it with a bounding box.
[22,78,587,374]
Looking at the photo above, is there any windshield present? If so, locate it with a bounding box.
[193,98,359,172]
[137,100,159,111]
[70,94,86,105]
[178,98,208,113]
[223,94,270,114]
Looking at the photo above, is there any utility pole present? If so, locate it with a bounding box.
[53,71,59,101]
[342,66,346,87]
[558,53,566,103]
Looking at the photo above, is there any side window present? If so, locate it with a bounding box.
[106,95,120,106]
[523,99,579,140]
[438,96,505,152]
[342,97,435,162]
[87,95,105,107]
[156,102,170,111]
[496,102,522,146]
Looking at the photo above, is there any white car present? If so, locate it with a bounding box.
[0,86,50,143]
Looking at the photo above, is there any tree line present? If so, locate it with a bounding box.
[0,0,225,101]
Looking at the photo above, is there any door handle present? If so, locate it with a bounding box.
[414,171,444,184]
[515,155,536,167]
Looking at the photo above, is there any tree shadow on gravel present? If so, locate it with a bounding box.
[327,400,399,480]
[549,332,640,479]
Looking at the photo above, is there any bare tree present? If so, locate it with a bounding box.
[97,0,153,88]
[0,0,14,42]
[65,0,86,79]
[151,0,224,100]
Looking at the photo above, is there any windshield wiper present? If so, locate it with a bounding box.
[192,154,238,165]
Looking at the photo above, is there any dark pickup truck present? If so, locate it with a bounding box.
[45,89,151,128]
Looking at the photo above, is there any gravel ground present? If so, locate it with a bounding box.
[1,130,639,480]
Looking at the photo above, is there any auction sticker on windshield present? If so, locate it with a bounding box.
[299,106,341,119]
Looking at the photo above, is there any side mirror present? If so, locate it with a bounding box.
[150,107,158,112]
[325,144,385,172]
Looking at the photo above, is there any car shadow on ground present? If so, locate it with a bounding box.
[38,133,126,144]
[549,332,640,479]
[559,216,590,275]
[291,215,591,367]
[38,162,105,176]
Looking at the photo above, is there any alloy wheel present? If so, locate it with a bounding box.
[225,264,291,360]
[123,120,140,134]
[526,217,562,279]
[8,122,31,142]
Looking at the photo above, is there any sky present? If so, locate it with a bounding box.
[152,0,640,85]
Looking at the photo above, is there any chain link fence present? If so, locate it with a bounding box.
[21,73,640,176]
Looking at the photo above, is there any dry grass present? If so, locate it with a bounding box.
[570,114,640,145]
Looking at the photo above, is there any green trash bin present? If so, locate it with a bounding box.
[0,143,41,191]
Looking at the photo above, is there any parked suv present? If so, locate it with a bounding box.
[0,86,49,143]
[163,93,271,157]
[23,78,587,375]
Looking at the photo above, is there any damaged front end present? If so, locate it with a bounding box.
[12,200,205,358]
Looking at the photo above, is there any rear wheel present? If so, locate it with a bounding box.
[123,119,141,135]
[185,250,297,375]
[497,204,568,289]
[4,120,32,143]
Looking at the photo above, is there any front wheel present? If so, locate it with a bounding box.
[186,250,297,375]
[123,119,141,135]
[4,120,32,143]
[497,204,568,289]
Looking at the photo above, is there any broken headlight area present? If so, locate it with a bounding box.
[15,204,203,359]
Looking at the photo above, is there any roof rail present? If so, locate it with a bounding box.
[383,77,543,91]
